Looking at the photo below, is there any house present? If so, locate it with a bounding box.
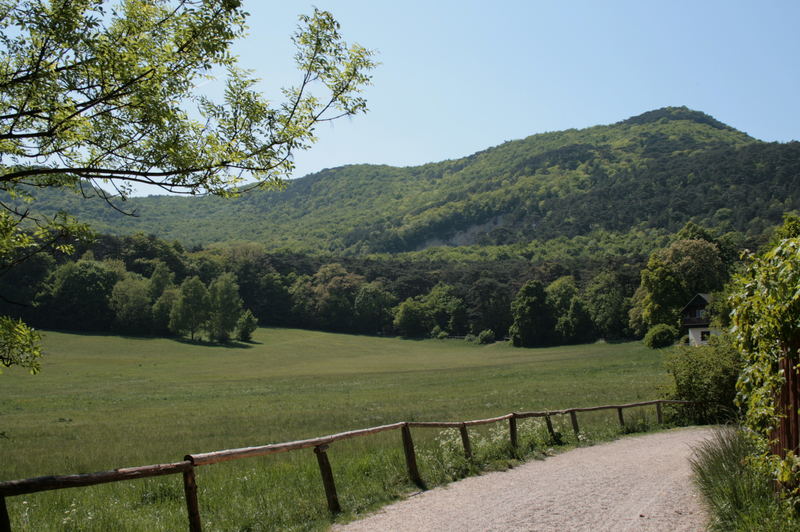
[680,293,717,346]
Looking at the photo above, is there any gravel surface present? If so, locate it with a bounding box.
[333,427,711,532]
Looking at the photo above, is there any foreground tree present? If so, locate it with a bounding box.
[0,1,375,369]
[732,237,800,496]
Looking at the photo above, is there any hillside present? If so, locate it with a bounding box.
[22,106,800,253]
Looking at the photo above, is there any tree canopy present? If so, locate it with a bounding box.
[1,1,375,197]
[0,1,375,370]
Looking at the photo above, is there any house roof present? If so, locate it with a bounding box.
[680,293,711,313]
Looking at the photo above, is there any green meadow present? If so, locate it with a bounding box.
[2,328,672,531]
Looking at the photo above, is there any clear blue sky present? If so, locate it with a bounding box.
[227,0,799,180]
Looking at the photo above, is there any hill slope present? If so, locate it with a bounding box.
[24,107,800,252]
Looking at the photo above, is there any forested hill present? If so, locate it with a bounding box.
[25,106,800,253]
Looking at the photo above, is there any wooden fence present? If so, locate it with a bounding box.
[0,399,695,532]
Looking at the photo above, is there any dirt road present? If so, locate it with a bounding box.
[333,427,711,532]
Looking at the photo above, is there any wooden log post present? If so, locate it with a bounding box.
[459,424,472,460]
[545,414,558,442]
[509,414,519,452]
[401,424,423,488]
[0,496,10,532]
[182,467,202,532]
[314,445,341,514]
[569,410,580,438]
[656,402,663,425]
[617,407,625,429]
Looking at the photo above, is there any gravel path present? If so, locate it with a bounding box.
[333,427,711,532]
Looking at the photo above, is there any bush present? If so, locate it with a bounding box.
[464,333,477,343]
[477,329,495,344]
[236,309,258,342]
[664,335,743,423]
[644,323,678,348]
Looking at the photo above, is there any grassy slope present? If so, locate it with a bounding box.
[2,328,670,530]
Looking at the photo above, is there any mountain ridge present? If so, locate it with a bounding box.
[21,106,799,254]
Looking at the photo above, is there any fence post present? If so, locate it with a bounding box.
[569,411,580,438]
[459,423,473,460]
[509,414,518,451]
[0,496,10,532]
[545,414,558,442]
[182,466,202,532]
[656,402,663,424]
[314,445,341,514]
[401,424,423,488]
[617,407,625,429]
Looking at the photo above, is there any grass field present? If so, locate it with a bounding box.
[2,328,673,531]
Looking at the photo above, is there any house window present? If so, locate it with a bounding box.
[701,330,711,342]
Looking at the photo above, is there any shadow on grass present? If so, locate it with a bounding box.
[172,337,254,349]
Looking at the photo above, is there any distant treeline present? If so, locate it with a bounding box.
[0,217,777,345]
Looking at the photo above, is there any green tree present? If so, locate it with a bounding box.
[110,276,152,333]
[206,272,243,342]
[422,283,467,336]
[392,298,432,338]
[36,259,121,331]
[152,287,179,335]
[629,239,727,335]
[509,280,555,347]
[584,271,630,339]
[169,276,210,340]
[0,1,374,370]
[546,276,594,344]
[732,237,800,495]
[311,264,365,332]
[464,278,512,337]
[0,316,41,374]
[147,261,175,302]
[354,281,395,334]
[236,309,258,342]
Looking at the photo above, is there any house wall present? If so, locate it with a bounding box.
[688,327,718,346]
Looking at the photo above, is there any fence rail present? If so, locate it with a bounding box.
[0,399,697,532]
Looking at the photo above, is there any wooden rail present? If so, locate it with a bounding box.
[0,399,696,532]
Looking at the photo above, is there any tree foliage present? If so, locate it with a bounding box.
[27,107,800,256]
[0,0,375,370]
[169,276,209,340]
[629,238,727,335]
[509,280,554,347]
[236,308,257,341]
[0,316,41,374]
[206,272,242,342]
[665,335,743,422]
[732,237,800,495]
[110,275,151,333]
[0,1,375,197]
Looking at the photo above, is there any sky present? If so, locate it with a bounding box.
[199,0,800,182]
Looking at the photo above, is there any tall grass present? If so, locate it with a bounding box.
[690,426,800,531]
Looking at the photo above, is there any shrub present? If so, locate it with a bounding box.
[464,333,477,343]
[665,335,743,423]
[236,309,258,342]
[644,323,678,348]
[477,329,495,344]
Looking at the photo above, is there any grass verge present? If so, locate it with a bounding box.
[690,426,800,532]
